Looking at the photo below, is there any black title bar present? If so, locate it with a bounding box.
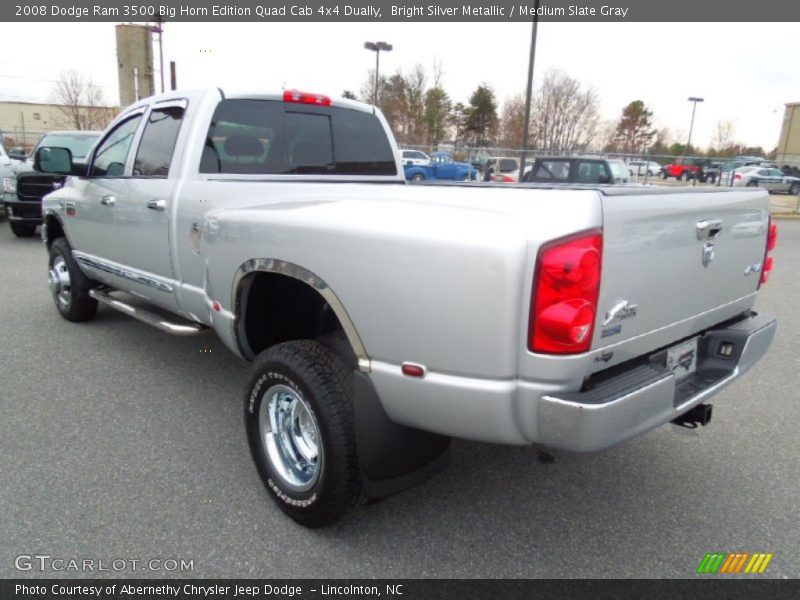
[3,0,799,22]
[3,579,800,600]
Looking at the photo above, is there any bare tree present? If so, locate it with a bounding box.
[404,64,427,145]
[713,120,737,154]
[529,69,600,153]
[52,70,116,131]
[498,94,527,148]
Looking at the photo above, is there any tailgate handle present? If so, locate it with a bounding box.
[696,219,723,240]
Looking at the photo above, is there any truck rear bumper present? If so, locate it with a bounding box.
[536,311,776,451]
[370,311,776,450]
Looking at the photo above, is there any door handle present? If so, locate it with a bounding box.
[696,219,723,240]
[100,195,116,206]
[147,199,166,211]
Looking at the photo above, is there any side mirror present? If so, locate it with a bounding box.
[34,146,73,174]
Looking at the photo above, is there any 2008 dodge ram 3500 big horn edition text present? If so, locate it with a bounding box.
[38,88,777,527]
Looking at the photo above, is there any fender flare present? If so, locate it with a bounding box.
[231,258,371,373]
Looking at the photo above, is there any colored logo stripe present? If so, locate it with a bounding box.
[697,552,773,574]
[745,553,773,574]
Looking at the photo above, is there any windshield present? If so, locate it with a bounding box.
[38,133,100,159]
[608,161,629,181]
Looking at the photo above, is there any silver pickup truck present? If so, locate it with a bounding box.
[38,88,777,527]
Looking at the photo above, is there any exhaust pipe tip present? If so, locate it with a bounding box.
[672,403,713,429]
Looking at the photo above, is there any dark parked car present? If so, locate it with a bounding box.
[2,131,100,237]
[7,147,27,162]
[523,157,631,184]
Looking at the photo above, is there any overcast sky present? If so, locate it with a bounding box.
[1,21,797,149]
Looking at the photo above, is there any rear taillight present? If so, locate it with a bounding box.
[759,219,777,286]
[501,175,514,182]
[283,89,332,106]
[529,230,603,354]
[734,173,742,181]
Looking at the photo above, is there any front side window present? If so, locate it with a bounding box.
[133,106,185,177]
[200,99,396,176]
[577,161,607,183]
[90,115,143,177]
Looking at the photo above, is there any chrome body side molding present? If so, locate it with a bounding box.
[74,253,174,293]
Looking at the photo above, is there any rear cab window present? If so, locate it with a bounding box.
[201,99,397,176]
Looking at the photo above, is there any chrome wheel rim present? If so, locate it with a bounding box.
[49,256,72,310]
[259,384,322,492]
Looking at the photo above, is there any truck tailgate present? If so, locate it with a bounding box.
[593,188,770,367]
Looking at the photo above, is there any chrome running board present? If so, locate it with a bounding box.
[89,289,206,336]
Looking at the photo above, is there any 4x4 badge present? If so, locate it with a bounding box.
[603,300,638,326]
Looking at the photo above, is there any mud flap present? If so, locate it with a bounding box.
[352,371,451,499]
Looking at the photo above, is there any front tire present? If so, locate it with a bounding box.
[48,237,98,322]
[245,340,363,528]
[9,221,37,237]
[788,183,799,195]
[411,173,424,182]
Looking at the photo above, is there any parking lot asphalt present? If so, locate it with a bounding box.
[1,218,798,579]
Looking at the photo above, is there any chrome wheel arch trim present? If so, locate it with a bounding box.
[232,258,371,373]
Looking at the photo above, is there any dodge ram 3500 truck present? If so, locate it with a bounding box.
[38,88,778,527]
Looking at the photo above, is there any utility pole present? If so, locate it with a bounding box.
[519,0,540,182]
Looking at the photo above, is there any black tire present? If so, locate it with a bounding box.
[411,173,424,182]
[460,173,469,181]
[48,237,98,322]
[245,340,363,528]
[747,180,758,187]
[9,221,37,237]
[680,171,690,182]
[788,183,799,195]
[647,170,654,177]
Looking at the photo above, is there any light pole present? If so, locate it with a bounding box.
[685,96,704,156]
[364,41,392,105]
[519,0,541,182]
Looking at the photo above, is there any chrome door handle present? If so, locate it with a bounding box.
[696,219,723,240]
[147,199,166,211]
[100,195,116,206]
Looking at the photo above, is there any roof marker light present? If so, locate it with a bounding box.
[283,89,332,106]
